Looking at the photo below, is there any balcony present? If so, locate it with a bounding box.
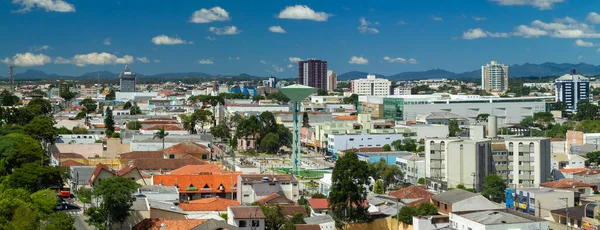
[508,156,514,161]
[493,156,508,162]
[495,165,508,171]
[519,165,533,171]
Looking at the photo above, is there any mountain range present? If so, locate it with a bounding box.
[3,62,600,80]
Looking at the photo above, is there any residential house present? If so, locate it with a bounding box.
[237,175,299,205]
[506,187,575,218]
[541,178,596,196]
[319,173,331,196]
[552,153,587,170]
[227,206,265,230]
[430,189,500,215]
[138,185,179,202]
[123,197,151,229]
[88,164,146,187]
[69,166,96,189]
[396,154,425,185]
[152,174,239,201]
[574,169,600,188]
[190,219,240,230]
[147,200,189,220]
[554,168,588,180]
[367,194,404,217]
[387,185,433,207]
[254,193,295,206]
[448,209,549,230]
[169,165,231,175]
[303,215,335,230]
[180,197,240,217]
[139,125,188,135]
[412,215,450,230]
[308,198,330,216]
[551,205,585,229]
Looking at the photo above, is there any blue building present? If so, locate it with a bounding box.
[555,69,590,111]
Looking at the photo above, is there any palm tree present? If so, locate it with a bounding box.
[153,127,169,150]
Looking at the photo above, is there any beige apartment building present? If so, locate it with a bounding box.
[481,60,509,93]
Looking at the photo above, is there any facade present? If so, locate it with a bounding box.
[431,189,500,215]
[266,76,277,88]
[119,65,137,92]
[393,86,412,96]
[481,60,509,93]
[491,138,552,188]
[505,187,574,218]
[326,70,337,91]
[237,175,299,205]
[396,154,425,185]
[227,206,265,230]
[351,74,391,96]
[555,69,590,111]
[59,80,70,96]
[449,209,549,230]
[299,59,328,89]
[78,86,100,99]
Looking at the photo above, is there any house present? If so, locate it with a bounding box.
[430,189,500,215]
[152,174,239,201]
[254,193,295,205]
[506,187,575,218]
[541,178,596,196]
[281,205,308,218]
[123,197,151,228]
[412,215,450,230]
[237,175,299,205]
[387,185,433,206]
[294,224,322,230]
[139,125,187,135]
[367,194,404,217]
[180,197,240,216]
[163,141,211,161]
[138,185,179,202]
[303,215,335,230]
[147,200,189,220]
[133,218,207,230]
[448,209,549,230]
[227,206,265,230]
[550,205,585,229]
[552,154,587,171]
[190,219,240,230]
[308,198,330,216]
[69,166,96,189]
[554,167,588,180]
[88,164,146,187]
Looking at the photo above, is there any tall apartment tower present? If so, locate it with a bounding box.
[119,65,136,92]
[298,59,327,90]
[58,79,70,96]
[555,69,590,111]
[326,70,337,91]
[481,61,509,93]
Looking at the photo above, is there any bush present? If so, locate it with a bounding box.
[111,132,120,138]
[417,178,425,185]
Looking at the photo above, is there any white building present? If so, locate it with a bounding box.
[351,74,391,96]
[227,206,265,230]
[449,209,549,230]
[326,70,337,91]
[555,69,590,111]
[393,86,412,96]
[237,175,299,205]
[327,133,405,153]
[396,154,425,185]
[481,60,509,93]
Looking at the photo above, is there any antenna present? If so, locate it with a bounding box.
[8,64,14,92]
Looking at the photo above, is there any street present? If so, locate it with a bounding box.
[60,199,94,230]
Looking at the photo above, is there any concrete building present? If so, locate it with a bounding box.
[299,59,327,89]
[506,187,574,218]
[119,65,136,92]
[78,85,100,99]
[392,86,411,96]
[326,70,336,91]
[357,151,411,165]
[555,69,590,111]
[481,60,509,93]
[566,130,600,155]
[396,154,425,185]
[227,206,265,230]
[449,209,549,230]
[351,74,391,96]
[237,175,299,205]
[431,189,500,215]
[266,76,277,88]
[491,137,552,189]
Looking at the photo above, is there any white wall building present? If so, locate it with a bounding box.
[393,86,412,96]
[237,175,299,205]
[396,154,425,185]
[327,133,405,153]
[351,74,391,96]
[481,60,509,93]
[449,209,549,230]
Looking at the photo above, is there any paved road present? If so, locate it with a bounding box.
[60,199,94,230]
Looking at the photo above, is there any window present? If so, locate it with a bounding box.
[238,220,247,227]
[509,142,513,148]
[529,142,534,148]
[444,204,447,209]
[243,194,249,197]
[349,138,354,141]
[252,220,260,227]
[202,154,208,160]
[518,142,523,147]
[131,177,135,181]
[169,154,175,159]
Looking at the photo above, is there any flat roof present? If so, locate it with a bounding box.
[456,209,545,225]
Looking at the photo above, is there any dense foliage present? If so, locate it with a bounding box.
[329,152,371,225]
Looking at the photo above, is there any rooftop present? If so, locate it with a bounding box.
[180,197,240,211]
[388,185,433,200]
[239,174,297,183]
[541,178,594,189]
[308,198,329,210]
[133,218,207,230]
[168,164,230,175]
[152,174,238,193]
[229,206,266,219]
[190,219,240,230]
[303,215,335,225]
[142,125,184,131]
[431,189,478,204]
[455,209,546,225]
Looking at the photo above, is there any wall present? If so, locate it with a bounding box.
[328,134,404,153]
[59,157,122,169]
[104,138,131,158]
[150,208,187,220]
[343,217,399,230]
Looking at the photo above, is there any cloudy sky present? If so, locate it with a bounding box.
[1,0,599,77]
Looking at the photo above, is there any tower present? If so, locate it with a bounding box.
[119,65,137,92]
[298,59,327,90]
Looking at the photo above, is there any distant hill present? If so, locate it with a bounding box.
[14,69,61,79]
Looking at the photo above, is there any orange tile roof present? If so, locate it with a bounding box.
[163,141,210,155]
[92,124,106,128]
[133,218,207,230]
[152,174,240,194]
[406,196,432,207]
[308,198,329,210]
[142,125,184,131]
[388,185,433,199]
[169,164,231,175]
[557,168,588,173]
[131,157,208,171]
[179,197,240,211]
[255,193,295,205]
[334,115,358,121]
[541,178,595,189]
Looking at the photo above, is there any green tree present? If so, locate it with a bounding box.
[122,101,132,110]
[282,212,305,230]
[260,204,286,230]
[342,94,359,107]
[8,205,38,230]
[193,110,213,131]
[72,127,88,134]
[8,164,63,193]
[266,92,291,103]
[129,102,142,115]
[396,206,418,224]
[104,107,115,134]
[126,121,142,130]
[417,178,425,185]
[60,91,77,108]
[57,127,72,134]
[311,193,327,198]
[277,124,292,147]
[481,174,506,202]
[259,111,278,136]
[153,127,169,151]
[391,140,403,151]
[105,89,115,100]
[0,133,46,173]
[92,177,141,228]
[30,189,59,215]
[585,151,600,167]
[85,207,107,230]
[24,116,58,146]
[75,111,86,120]
[448,120,460,137]
[210,123,231,141]
[180,114,196,134]
[382,144,392,152]
[381,165,402,191]
[43,212,76,230]
[329,152,371,225]
[80,98,97,113]
[417,203,438,216]
[111,132,120,138]
[260,133,280,154]
[373,180,384,194]
[302,112,310,128]
[317,89,329,96]
[575,100,599,121]
[27,98,53,116]
[0,91,19,106]
[476,113,490,123]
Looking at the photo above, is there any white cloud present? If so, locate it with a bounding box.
[12,0,75,13]
[2,52,51,66]
[269,26,287,33]
[260,60,268,64]
[189,7,230,23]
[288,57,303,63]
[205,36,216,41]
[287,64,293,68]
[512,25,548,37]
[348,56,368,65]
[408,58,418,64]
[462,28,508,39]
[154,59,161,63]
[587,12,600,24]
[432,16,443,21]
[151,35,191,45]
[278,5,332,21]
[383,56,406,63]
[473,16,487,21]
[103,38,111,45]
[136,57,150,63]
[209,26,241,35]
[56,52,134,67]
[197,59,214,65]
[398,21,407,25]
[272,64,284,72]
[358,17,379,34]
[489,0,564,10]
[575,39,594,47]
[30,45,51,51]
[514,18,600,38]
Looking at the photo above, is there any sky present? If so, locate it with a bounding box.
[2,0,600,77]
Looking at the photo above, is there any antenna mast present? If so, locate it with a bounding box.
[8,65,14,92]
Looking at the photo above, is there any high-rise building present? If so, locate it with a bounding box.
[351,74,391,96]
[267,76,277,88]
[58,79,70,96]
[555,69,590,111]
[298,59,327,89]
[481,61,509,93]
[326,70,337,91]
[119,65,136,92]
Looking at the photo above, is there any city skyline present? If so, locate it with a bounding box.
[2,0,600,77]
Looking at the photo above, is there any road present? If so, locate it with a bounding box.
[60,199,94,230]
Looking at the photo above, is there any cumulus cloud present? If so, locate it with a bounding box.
[512,25,548,38]
[269,26,286,33]
[383,56,406,63]
[136,57,150,63]
[54,52,134,67]
[287,64,293,68]
[151,35,191,45]
[272,64,284,72]
[189,7,230,23]
[154,59,161,63]
[260,60,268,64]
[30,45,52,52]
[348,56,368,65]
[288,57,303,63]
[358,17,379,34]
[197,59,214,65]
[514,17,600,38]
[278,5,332,21]
[575,39,595,47]
[2,52,51,66]
[103,38,111,45]
[587,12,600,24]
[473,16,487,21]
[205,36,216,41]
[432,16,443,21]
[462,28,509,39]
[12,0,75,13]
[408,58,418,64]
[489,0,564,10]
[209,26,241,35]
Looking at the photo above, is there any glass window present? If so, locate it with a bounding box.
[252,220,260,227]
[239,221,247,227]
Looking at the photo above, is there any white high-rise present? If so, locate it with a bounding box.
[326,70,337,91]
[351,74,391,96]
[481,61,509,93]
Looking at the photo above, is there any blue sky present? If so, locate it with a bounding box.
[1,0,600,77]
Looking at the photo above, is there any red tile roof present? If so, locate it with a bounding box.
[255,193,295,205]
[179,198,240,211]
[119,151,165,160]
[557,168,588,173]
[142,125,184,131]
[230,207,266,219]
[131,157,207,171]
[89,163,114,185]
[163,141,210,155]
[541,178,595,189]
[281,205,309,217]
[308,198,329,210]
[334,115,357,121]
[406,196,433,207]
[152,174,239,194]
[169,164,231,175]
[133,218,207,230]
[388,186,433,199]
[60,160,85,167]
